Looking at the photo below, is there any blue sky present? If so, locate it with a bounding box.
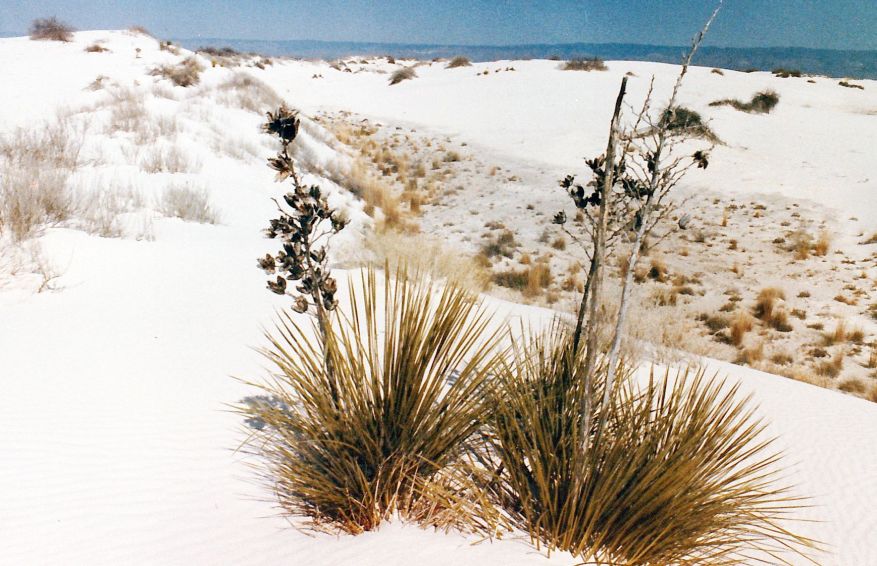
[2,1,875,50]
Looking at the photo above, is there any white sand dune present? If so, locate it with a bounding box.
[1,31,875,565]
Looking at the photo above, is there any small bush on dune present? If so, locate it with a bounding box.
[659,106,720,141]
[84,43,109,53]
[158,184,217,224]
[243,269,502,533]
[710,90,780,114]
[484,327,815,564]
[29,17,75,42]
[151,56,204,87]
[773,68,802,78]
[389,67,417,85]
[0,121,82,241]
[562,57,607,71]
[446,55,472,69]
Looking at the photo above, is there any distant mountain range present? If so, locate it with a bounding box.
[2,30,874,79]
[174,38,877,80]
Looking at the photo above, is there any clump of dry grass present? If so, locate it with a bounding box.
[0,121,82,241]
[480,229,518,259]
[158,184,218,224]
[345,160,403,229]
[485,329,816,564]
[562,57,607,71]
[446,56,472,69]
[29,17,74,42]
[753,287,785,322]
[151,56,204,87]
[729,311,755,346]
[813,230,831,256]
[824,319,848,345]
[84,43,110,53]
[815,352,844,378]
[389,67,417,85]
[363,232,490,292]
[838,378,867,395]
[241,269,503,533]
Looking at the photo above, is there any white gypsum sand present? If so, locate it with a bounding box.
[0,30,875,565]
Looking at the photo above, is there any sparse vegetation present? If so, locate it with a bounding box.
[562,57,607,71]
[446,56,471,69]
[158,184,218,224]
[29,17,75,42]
[389,67,417,85]
[839,80,864,90]
[660,106,720,141]
[709,90,780,114]
[150,57,204,87]
[773,68,802,78]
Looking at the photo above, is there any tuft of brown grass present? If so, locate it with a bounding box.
[815,352,844,378]
[824,320,848,345]
[730,311,755,346]
[446,56,472,69]
[838,378,867,395]
[753,287,785,322]
[84,43,109,53]
[389,67,417,85]
[151,57,204,87]
[813,230,831,256]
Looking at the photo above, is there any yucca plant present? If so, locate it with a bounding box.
[242,268,503,533]
[484,326,817,565]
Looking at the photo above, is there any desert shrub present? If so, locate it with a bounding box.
[484,328,814,564]
[660,106,719,141]
[242,269,502,533]
[389,67,417,85]
[562,57,607,71]
[214,72,283,113]
[710,90,780,114]
[446,56,471,69]
[773,68,802,78]
[839,80,864,90]
[0,122,81,241]
[84,43,109,53]
[158,184,217,224]
[711,68,724,75]
[29,17,74,42]
[151,57,204,87]
[198,45,239,57]
[480,229,518,259]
